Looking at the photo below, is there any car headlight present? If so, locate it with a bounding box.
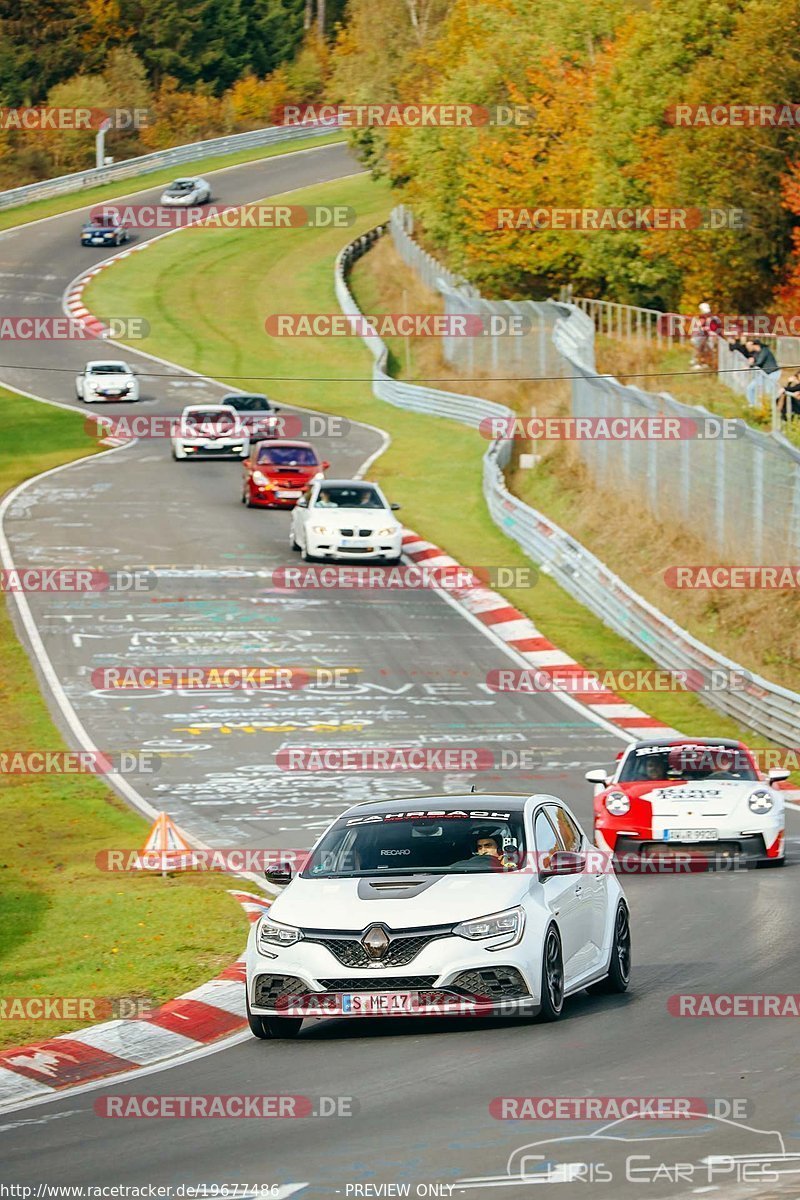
[311,524,330,534]
[748,789,774,814]
[605,791,630,815]
[375,526,398,537]
[453,906,524,949]
[257,915,303,955]
[252,471,270,486]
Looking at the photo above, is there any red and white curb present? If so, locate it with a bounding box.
[0,890,268,1110]
[401,531,680,739]
[65,244,154,447]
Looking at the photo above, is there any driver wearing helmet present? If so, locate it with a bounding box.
[472,827,517,870]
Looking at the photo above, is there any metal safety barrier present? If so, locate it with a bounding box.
[334,219,800,748]
[0,122,338,211]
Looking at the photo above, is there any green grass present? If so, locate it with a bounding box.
[84,173,792,760]
[0,132,345,233]
[0,392,245,1048]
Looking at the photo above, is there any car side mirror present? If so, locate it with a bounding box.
[321,461,330,470]
[390,502,401,510]
[273,405,281,412]
[540,850,586,879]
[265,865,293,888]
[585,768,609,785]
[768,769,790,784]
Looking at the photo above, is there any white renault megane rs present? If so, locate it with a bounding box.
[245,794,631,1039]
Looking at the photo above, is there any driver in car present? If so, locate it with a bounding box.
[473,830,517,870]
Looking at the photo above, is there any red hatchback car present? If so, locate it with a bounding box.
[241,440,329,509]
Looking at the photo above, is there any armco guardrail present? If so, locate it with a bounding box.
[0,122,336,211]
[335,224,800,748]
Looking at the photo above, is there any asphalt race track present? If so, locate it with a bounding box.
[1,142,799,1198]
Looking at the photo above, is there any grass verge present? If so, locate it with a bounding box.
[0,392,244,1049]
[84,176,796,765]
[0,132,345,233]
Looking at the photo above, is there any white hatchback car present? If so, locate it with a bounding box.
[171,404,248,460]
[160,177,211,206]
[245,794,630,1039]
[76,360,139,403]
[289,479,403,562]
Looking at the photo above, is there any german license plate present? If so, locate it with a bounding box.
[276,489,303,499]
[342,992,422,1014]
[664,828,719,842]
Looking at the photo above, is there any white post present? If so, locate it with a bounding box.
[95,118,112,170]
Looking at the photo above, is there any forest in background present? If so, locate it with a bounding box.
[3,0,800,313]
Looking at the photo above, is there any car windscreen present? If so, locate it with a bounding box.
[169,181,195,191]
[184,411,235,428]
[618,743,758,783]
[313,486,385,509]
[258,446,317,466]
[302,812,527,877]
[89,365,126,374]
[226,395,272,411]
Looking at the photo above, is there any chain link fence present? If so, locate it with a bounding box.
[388,207,800,562]
[335,224,800,746]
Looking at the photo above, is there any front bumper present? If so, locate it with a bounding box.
[598,821,784,870]
[174,439,245,458]
[246,937,540,1019]
[305,533,403,561]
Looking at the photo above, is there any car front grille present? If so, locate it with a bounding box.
[317,976,439,991]
[252,974,308,1007]
[307,932,447,968]
[448,967,530,1000]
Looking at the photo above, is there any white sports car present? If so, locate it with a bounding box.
[588,737,787,868]
[171,404,248,460]
[159,177,211,206]
[76,360,139,403]
[289,478,403,562]
[245,793,630,1039]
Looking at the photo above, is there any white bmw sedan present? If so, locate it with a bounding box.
[245,794,630,1038]
[289,479,403,563]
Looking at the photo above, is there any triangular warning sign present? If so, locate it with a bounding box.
[132,812,195,872]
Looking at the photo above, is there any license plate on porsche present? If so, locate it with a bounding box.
[664,828,719,842]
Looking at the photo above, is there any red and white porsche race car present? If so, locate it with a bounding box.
[587,738,788,867]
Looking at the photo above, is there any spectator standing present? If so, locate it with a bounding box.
[745,338,782,407]
[690,302,722,369]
